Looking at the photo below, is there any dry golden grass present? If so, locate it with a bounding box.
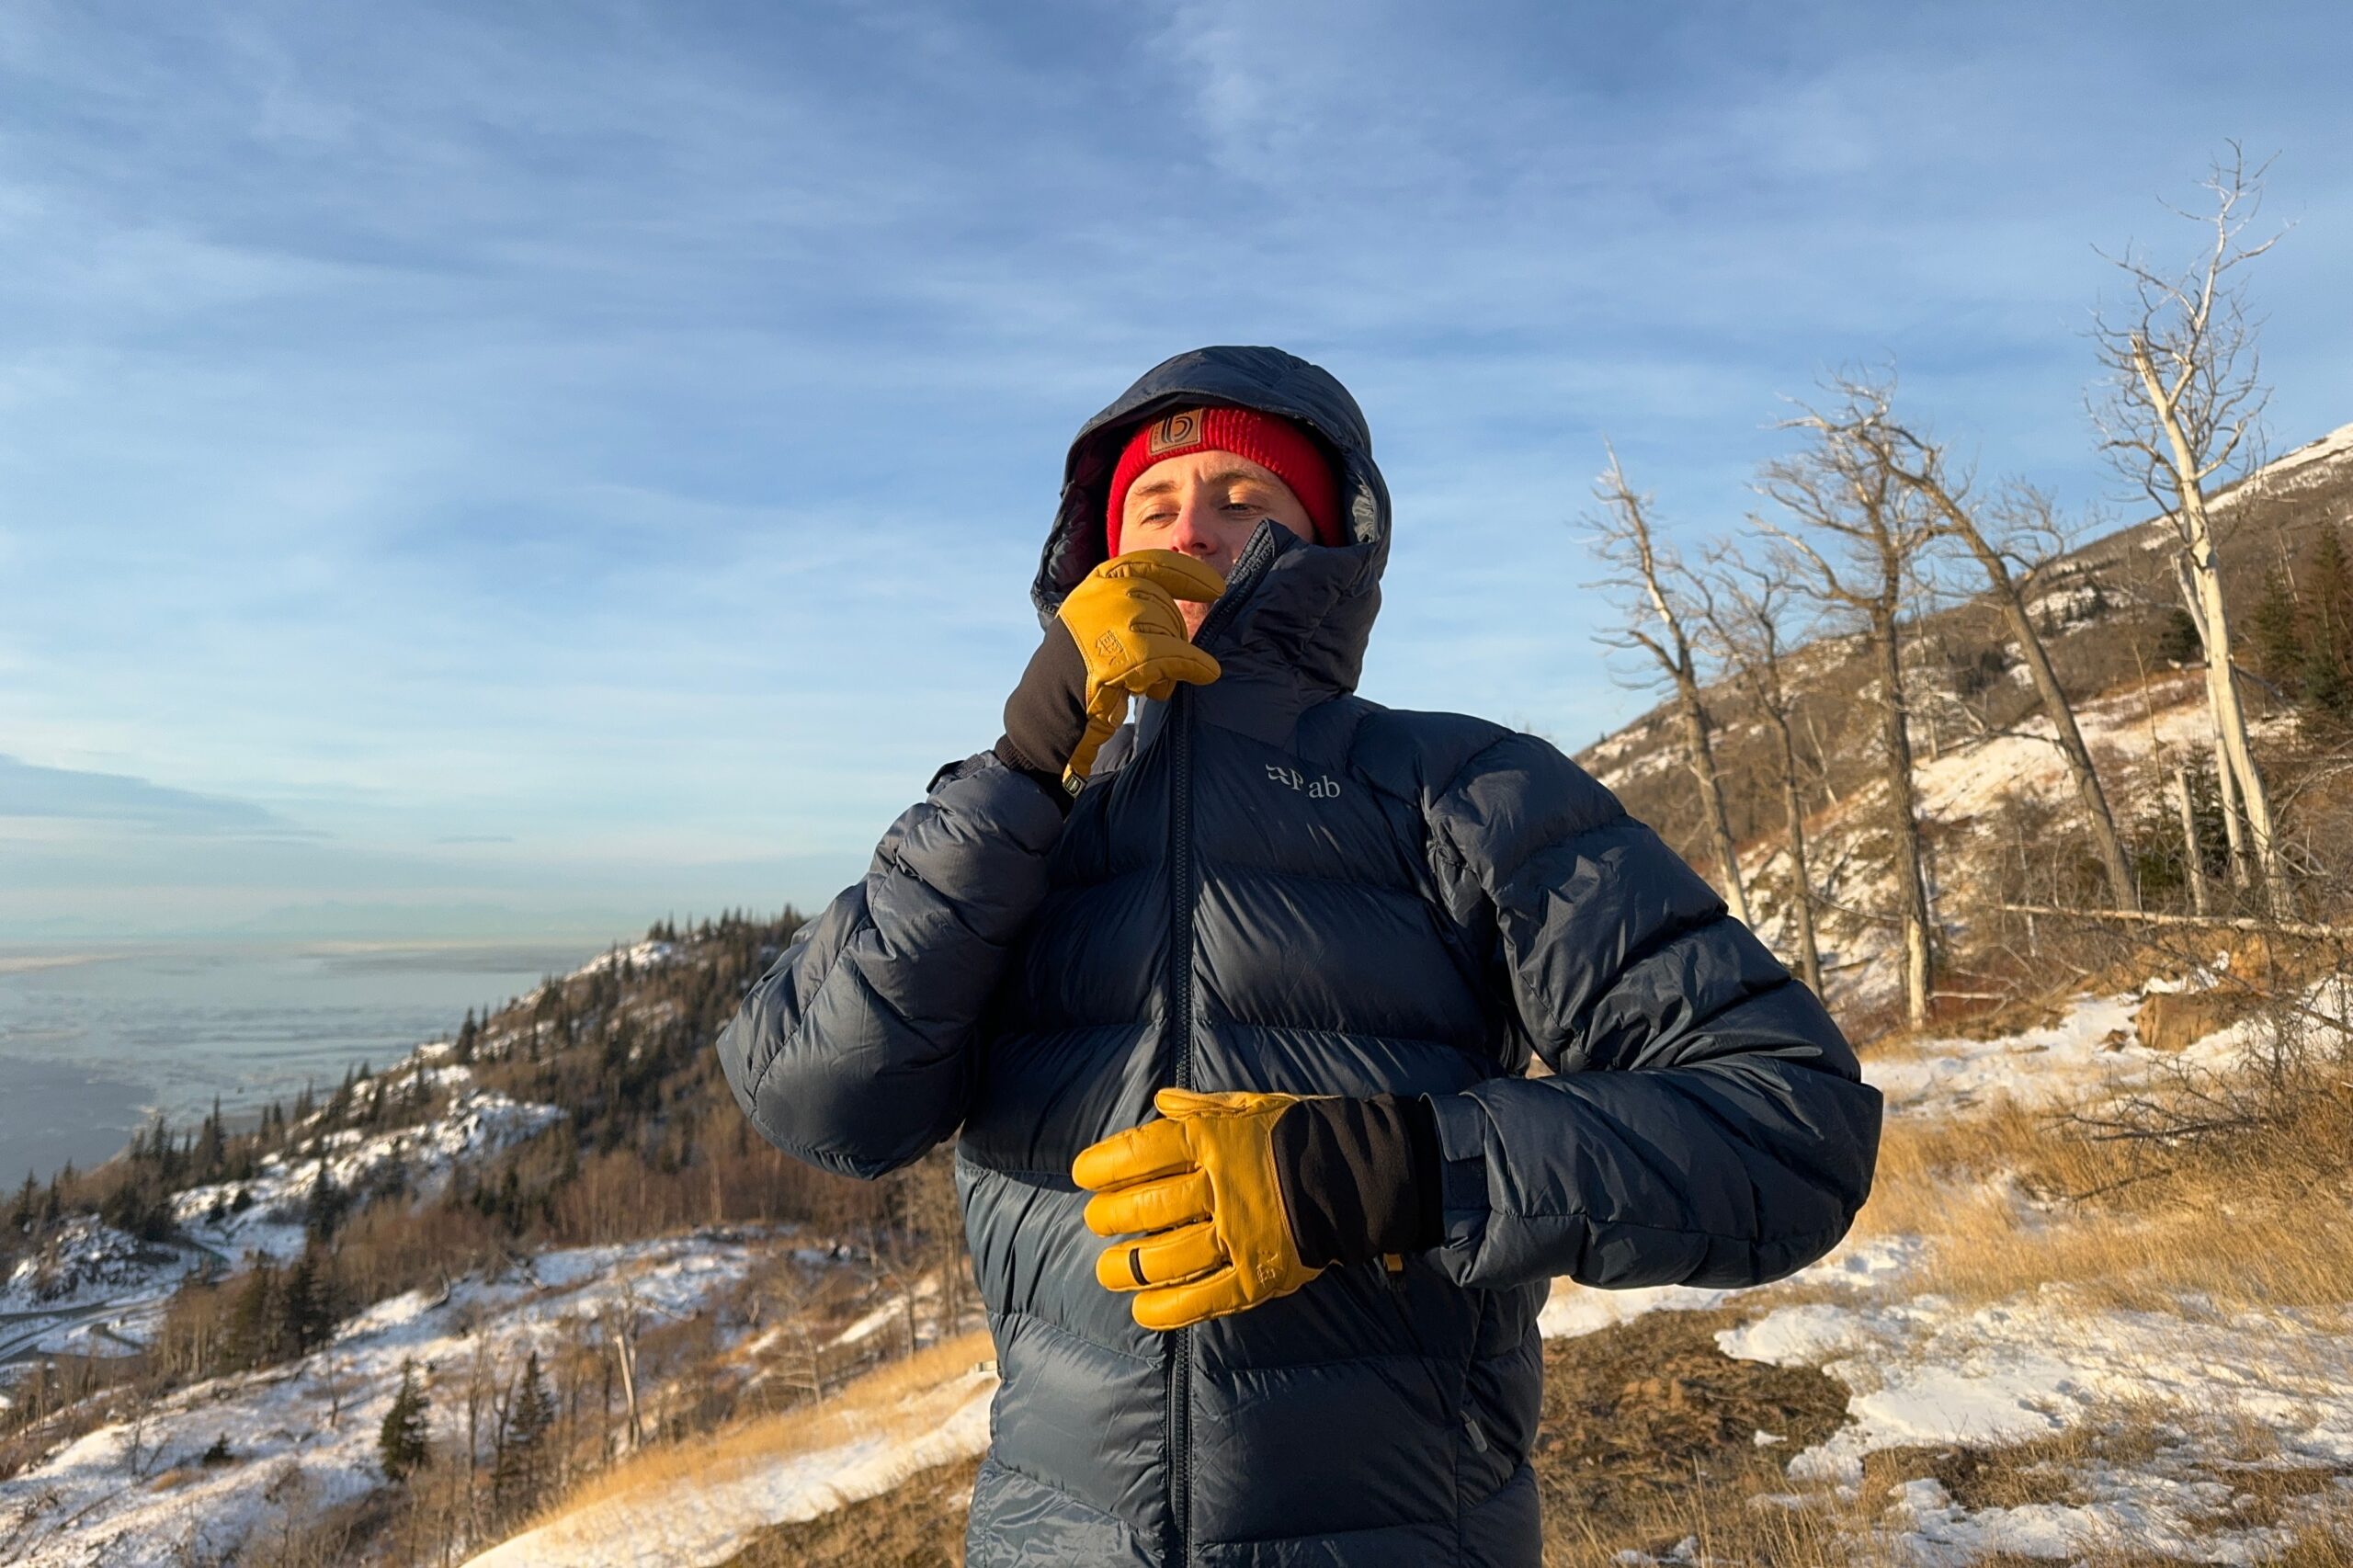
[1540,1383,2353,1566]
[520,1330,992,1547]
[1841,1014,2353,1315]
[1543,1462,1874,1568]
[721,1453,978,1568]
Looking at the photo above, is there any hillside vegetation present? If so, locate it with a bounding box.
[12,148,2353,1557]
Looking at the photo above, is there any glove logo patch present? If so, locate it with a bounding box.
[1095,631,1124,659]
[1265,763,1342,800]
[1147,409,1203,455]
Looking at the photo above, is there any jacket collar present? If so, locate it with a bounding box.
[1034,347,1392,744]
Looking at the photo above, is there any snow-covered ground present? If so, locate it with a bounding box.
[1538,1231,1929,1340]
[170,1073,566,1267]
[465,1362,995,1568]
[0,1062,564,1371]
[0,1230,791,1568]
[1546,977,2353,1563]
[1726,1291,2353,1564]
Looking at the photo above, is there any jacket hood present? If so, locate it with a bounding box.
[1033,346,1392,704]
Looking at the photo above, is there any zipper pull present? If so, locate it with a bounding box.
[1381,1252,1406,1292]
[1463,1415,1489,1453]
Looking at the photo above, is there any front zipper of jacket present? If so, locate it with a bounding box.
[1160,525,1278,1568]
[1165,684,1194,1567]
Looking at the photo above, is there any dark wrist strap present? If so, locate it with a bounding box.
[1269,1094,1442,1269]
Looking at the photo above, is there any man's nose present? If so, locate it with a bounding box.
[1166,494,1219,555]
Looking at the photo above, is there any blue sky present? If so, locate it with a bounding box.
[4,0,2349,942]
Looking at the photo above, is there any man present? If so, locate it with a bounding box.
[717,345,1881,1566]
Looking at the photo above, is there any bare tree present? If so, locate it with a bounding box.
[1756,386,1940,1028]
[1696,547,1825,994]
[1853,388,2143,912]
[2092,143,2289,907]
[1586,446,1755,926]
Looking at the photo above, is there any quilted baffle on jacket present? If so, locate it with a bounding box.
[716,345,1883,1566]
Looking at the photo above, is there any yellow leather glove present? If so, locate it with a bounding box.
[1055,551,1224,788]
[1073,1086,1324,1332]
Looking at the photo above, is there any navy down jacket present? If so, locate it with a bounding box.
[717,346,1881,1565]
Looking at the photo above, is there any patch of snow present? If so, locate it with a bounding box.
[574,940,678,979]
[827,1296,908,1349]
[464,1369,995,1568]
[1721,1281,2353,1562]
[1540,1232,1927,1339]
[1721,1290,2353,1485]
[0,1216,194,1314]
[1870,974,2352,1122]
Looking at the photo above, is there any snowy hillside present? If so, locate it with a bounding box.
[0,1055,563,1370]
[0,1230,798,1566]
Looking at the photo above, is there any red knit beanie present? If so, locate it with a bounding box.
[1105,406,1344,555]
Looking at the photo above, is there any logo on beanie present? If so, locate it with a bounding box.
[1147,410,1203,456]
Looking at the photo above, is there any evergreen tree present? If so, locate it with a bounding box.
[2250,564,2305,693]
[2305,639,2351,719]
[224,1262,280,1369]
[303,1165,347,1243]
[493,1350,555,1514]
[379,1358,432,1481]
[2154,606,2202,665]
[278,1244,337,1357]
[326,1064,358,1129]
[2303,526,2353,718]
[10,1172,37,1233]
[455,1009,479,1065]
[197,1096,227,1178]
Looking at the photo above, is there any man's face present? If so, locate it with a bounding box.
[1118,449,1318,637]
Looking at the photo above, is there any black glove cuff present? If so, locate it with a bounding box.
[1269,1093,1443,1270]
[995,625,1086,812]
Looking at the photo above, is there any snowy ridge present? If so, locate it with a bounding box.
[175,1075,566,1266]
[571,939,678,980]
[0,1064,565,1373]
[0,1232,790,1568]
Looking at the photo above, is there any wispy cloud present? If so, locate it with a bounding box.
[0,754,314,835]
[2,0,2347,937]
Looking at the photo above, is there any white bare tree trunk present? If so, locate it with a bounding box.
[1588,451,1755,927]
[2094,149,2289,911]
[2148,385,2287,909]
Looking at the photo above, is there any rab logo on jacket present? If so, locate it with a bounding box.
[1266,763,1342,799]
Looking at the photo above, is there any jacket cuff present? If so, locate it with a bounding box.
[1424,1091,1493,1258]
[924,751,1072,849]
[988,737,1076,816]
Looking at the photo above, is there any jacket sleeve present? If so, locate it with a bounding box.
[715,753,1066,1180]
[1418,731,1881,1292]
